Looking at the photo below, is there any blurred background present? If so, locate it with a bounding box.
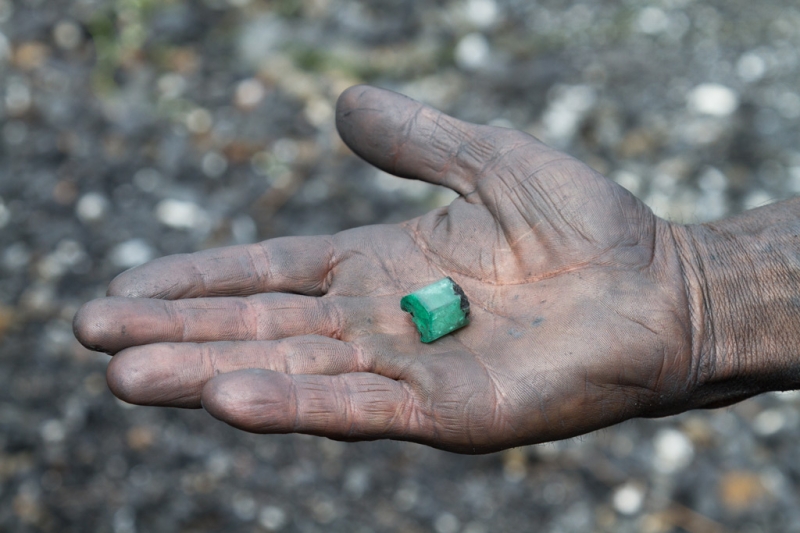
[2,0,800,531]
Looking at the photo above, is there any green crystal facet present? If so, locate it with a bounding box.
[400,277,470,343]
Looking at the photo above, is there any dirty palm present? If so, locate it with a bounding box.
[75,85,698,453]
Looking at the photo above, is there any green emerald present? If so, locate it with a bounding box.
[400,277,470,343]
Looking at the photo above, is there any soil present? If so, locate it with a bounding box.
[2,0,800,531]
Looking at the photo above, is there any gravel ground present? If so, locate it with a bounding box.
[2,0,800,531]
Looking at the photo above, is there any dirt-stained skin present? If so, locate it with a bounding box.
[73,85,800,454]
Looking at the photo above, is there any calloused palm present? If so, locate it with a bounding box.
[74,86,698,453]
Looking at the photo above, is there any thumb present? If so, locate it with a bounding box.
[336,85,500,196]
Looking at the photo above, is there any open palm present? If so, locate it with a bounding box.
[75,86,697,453]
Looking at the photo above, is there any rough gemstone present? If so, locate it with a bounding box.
[400,277,470,343]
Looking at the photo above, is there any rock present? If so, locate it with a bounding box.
[155,199,208,230]
[108,239,155,269]
[687,83,739,117]
[75,192,109,223]
[455,32,491,71]
[612,482,645,515]
[718,471,767,512]
[653,428,694,474]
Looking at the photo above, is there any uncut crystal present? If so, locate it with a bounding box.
[400,277,470,343]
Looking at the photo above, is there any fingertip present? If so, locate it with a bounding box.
[335,84,381,150]
[107,265,150,298]
[107,347,202,408]
[106,349,144,404]
[73,298,118,354]
[335,84,371,119]
[106,271,132,297]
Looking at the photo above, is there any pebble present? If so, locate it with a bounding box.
[718,471,766,511]
[464,0,498,29]
[542,85,596,144]
[455,33,491,71]
[37,240,87,279]
[687,83,739,117]
[0,198,9,228]
[742,189,773,210]
[0,30,9,63]
[5,79,32,114]
[3,242,31,271]
[434,512,460,533]
[52,20,83,50]
[393,484,419,511]
[132,168,163,192]
[235,78,266,108]
[108,239,155,269]
[201,151,228,178]
[653,428,694,474]
[774,90,800,119]
[611,170,642,196]
[2,119,27,145]
[155,199,207,229]
[752,408,786,436]
[343,466,370,498]
[636,7,670,35]
[157,73,186,99]
[462,523,488,533]
[737,51,766,83]
[232,492,256,521]
[612,483,645,515]
[112,507,136,533]
[185,108,213,134]
[75,192,109,223]
[258,506,287,531]
[40,419,66,444]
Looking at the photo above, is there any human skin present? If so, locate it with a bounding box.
[73,85,800,454]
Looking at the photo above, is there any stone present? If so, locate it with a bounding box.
[401,277,470,343]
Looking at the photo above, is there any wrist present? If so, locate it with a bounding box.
[674,199,800,407]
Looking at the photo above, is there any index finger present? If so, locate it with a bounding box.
[107,235,335,299]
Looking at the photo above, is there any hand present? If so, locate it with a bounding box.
[75,85,702,453]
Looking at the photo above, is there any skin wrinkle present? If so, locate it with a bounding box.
[319,297,344,340]
[278,340,294,374]
[288,375,301,433]
[254,240,274,293]
[163,301,189,342]
[244,295,263,341]
[244,244,266,294]
[469,351,510,441]
[401,381,430,439]
[489,177,540,250]
[650,345,670,401]
[425,113,451,179]
[160,282,183,300]
[321,236,337,294]
[330,375,352,437]
[613,309,660,337]
[348,341,367,374]
[393,105,426,174]
[641,212,659,270]
[381,383,409,438]
[408,204,613,287]
[188,254,209,298]
[673,226,714,401]
[504,168,574,245]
